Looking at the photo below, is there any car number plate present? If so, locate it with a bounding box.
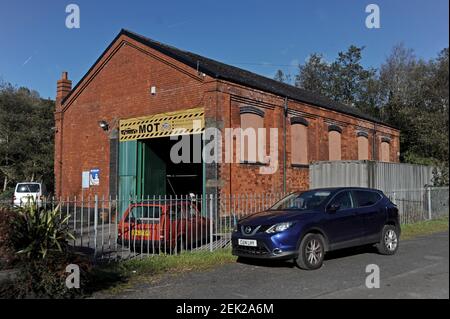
[238,239,257,247]
[132,230,150,237]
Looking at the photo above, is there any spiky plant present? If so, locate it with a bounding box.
[11,200,74,259]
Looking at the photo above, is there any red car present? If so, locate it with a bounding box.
[117,200,210,253]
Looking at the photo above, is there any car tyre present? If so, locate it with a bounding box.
[376,225,399,255]
[295,233,325,270]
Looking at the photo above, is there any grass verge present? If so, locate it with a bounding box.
[89,248,236,295]
[401,217,449,240]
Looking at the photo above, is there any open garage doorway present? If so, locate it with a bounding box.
[137,134,204,197]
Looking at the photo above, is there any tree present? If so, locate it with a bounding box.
[295,53,330,97]
[328,46,377,111]
[274,69,291,84]
[295,44,449,184]
[379,45,449,166]
[377,45,449,185]
[0,83,55,194]
[295,47,378,116]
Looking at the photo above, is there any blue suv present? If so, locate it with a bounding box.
[231,188,400,270]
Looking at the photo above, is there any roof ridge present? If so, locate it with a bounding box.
[63,29,396,129]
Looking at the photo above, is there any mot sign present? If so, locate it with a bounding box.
[119,107,205,141]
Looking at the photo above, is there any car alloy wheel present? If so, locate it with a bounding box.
[295,233,325,270]
[376,225,399,255]
[384,229,398,252]
[306,239,323,265]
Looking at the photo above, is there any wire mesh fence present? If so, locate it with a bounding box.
[1,187,447,261]
[385,187,449,224]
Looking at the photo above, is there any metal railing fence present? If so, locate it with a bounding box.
[0,187,447,261]
[385,187,449,224]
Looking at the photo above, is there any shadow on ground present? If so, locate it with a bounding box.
[236,244,378,268]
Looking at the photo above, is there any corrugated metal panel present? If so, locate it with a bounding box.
[310,161,434,193]
[372,162,433,193]
[310,161,369,189]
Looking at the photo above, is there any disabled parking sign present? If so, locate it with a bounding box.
[89,168,100,186]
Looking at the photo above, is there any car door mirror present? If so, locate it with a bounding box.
[327,203,340,213]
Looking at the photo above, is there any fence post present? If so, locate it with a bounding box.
[209,194,213,252]
[427,187,432,220]
[94,194,98,257]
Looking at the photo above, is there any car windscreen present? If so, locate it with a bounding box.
[270,191,332,211]
[16,184,40,193]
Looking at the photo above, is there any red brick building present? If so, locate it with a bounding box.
[54,29,400,200]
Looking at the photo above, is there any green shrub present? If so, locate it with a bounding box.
[1,251,92,299]
[0,202,92,298]
[0,188,14,202]
[0,208,18,269]
[10,202,74,259]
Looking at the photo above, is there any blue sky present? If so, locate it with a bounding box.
[0,0,448,99]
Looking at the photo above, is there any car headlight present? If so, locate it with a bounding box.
[265,222,294,234]
[232,224,238,232]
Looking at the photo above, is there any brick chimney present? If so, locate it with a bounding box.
[54,71,71,198]
[56,71,72,109]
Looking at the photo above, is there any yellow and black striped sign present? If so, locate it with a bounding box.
[119,107,204,141]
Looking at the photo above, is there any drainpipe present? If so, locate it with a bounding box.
[370,123,377,189]
[372,123,377,161]
[283,97,288,193]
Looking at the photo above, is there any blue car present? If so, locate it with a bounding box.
[232,187,400,270]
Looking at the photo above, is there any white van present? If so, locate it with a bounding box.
[13,182,47,207]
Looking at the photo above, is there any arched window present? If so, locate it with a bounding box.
[291,117,309,165]
[380,137,391,162]
[357,131,369,160]
[328,125,342,161]
[240,106,265,163]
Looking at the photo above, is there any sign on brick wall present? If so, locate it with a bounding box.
[119,107,204,141]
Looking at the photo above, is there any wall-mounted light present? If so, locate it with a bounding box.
[98,120,109,131]
[150,86,156,95]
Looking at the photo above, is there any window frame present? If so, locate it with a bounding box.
[290,117,309,166]
[326,190,355,212]
[352,190,383,208]
[239,106,266,165]
[357,131,370,160]
[328,126,342,161]
[380,137,391,162]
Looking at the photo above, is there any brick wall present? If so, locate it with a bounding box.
[55,35,216,198]
[214,81,400,195]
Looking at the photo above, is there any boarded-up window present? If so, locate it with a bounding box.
[240,107,265,163]
[380,140,390,162]
[328,125,342,161]
[357,132,369,160]
[291,117,309,165]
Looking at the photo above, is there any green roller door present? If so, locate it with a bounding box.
[118,140,137,217]
[137,141,166,197]
[118,140,167,217]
